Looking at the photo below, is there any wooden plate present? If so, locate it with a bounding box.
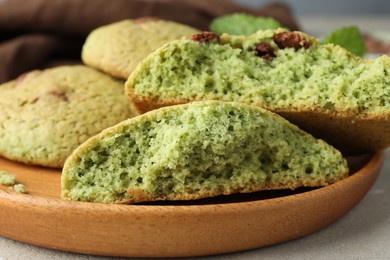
[0,151,384,258]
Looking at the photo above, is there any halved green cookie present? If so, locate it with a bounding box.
[125,29,390,153]
[61,101,348,204]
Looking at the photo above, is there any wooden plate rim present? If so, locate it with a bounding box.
[0,150,384,213]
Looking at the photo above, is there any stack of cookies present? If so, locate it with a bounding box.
[1,17,388,204]
[0,19,199,168]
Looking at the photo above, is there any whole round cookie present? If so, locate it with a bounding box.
[0,65,137,168]
[81,19,199,79]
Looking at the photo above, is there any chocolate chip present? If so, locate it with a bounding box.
[48,91,69,102]
[254,42,276,60]
[30,97,39,104]
[190,32,220,43]
[273,32,311,50]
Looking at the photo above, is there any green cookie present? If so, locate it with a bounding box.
[210,13,282,35]
[125,29,390,153]
[0,65,137,168]
[61,101,348,204]
[82,19,199,79]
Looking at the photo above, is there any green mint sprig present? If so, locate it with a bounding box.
[320,26,367,57]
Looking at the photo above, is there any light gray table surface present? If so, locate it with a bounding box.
[1,16,390,260]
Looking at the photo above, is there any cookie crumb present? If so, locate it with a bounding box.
[13,184,26,194]
[0,170,15,186]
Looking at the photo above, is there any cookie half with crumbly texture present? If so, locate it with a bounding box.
[125,29,390,153]
[0,65,137,168]
[61,101,348,204]
[81,18,200,79]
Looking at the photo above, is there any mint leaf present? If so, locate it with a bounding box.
[210,13,282,36]
[320,26,367,57]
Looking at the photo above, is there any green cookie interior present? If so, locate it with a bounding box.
[62,101,348,204]
[126,29,389,116]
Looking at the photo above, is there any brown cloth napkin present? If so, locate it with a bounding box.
[364,35,390,54]
[0,0,300,83]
